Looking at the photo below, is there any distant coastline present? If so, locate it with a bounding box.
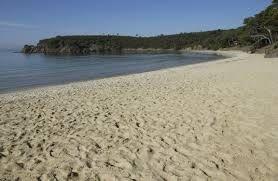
[20,34,213,56]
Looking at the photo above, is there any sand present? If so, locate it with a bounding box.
[0,51,278,181]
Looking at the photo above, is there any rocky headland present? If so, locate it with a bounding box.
[21,36,123,55]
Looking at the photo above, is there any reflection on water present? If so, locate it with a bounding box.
[0,51,224,93]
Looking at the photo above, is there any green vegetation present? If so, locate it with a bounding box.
[39,30,234,50]
[243,0,278,49]
[23,1,277,55]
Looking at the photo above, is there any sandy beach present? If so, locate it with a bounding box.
[0,51,278,180]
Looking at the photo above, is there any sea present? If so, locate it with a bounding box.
[0,50,224,93]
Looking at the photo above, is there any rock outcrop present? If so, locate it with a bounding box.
[21,45,36,54]
[265,43,278,58]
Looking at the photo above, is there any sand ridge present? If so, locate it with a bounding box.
[0,51,278,180]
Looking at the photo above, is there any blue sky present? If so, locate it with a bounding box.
[0,0,272,49]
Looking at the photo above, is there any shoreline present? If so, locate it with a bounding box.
[1,51,278,180]
[0,50,227,96]
[0,50,235,97]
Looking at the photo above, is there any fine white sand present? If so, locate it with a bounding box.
[0,51,278,180]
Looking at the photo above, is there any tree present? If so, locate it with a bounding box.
[244,2,278,46]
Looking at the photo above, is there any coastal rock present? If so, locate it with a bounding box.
[265,44,278,58]
[265,51,278,58]
[21,45,35,54]
[59,44,82,55]
[89,43,100,53]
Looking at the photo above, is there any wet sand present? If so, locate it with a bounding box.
[0,51,278,180]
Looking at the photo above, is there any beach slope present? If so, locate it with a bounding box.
[0,51,278,180]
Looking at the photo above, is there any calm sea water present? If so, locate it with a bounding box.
[0,50,224,93]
